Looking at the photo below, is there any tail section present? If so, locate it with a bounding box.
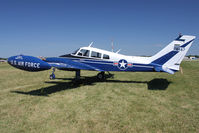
[150,34,196,74]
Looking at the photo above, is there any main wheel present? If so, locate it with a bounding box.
[97,72,105,80]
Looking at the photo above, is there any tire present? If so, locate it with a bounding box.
[97,72,105,80]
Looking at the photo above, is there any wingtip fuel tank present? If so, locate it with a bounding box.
[7,55,51,72]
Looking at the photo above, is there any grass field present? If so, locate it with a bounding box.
[0,61,199,133]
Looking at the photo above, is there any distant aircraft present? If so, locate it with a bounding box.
[7,34,196,80]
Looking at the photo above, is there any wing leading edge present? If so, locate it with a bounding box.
[45,57,104,71]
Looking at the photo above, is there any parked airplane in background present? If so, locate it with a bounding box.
[7,34,196,80]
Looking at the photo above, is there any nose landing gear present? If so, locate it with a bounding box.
[50,68,56,80]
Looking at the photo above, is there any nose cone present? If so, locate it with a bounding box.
[7,55,51,72]
[7,56,12,63]
[7,55,18,66]
[7,57,12,64]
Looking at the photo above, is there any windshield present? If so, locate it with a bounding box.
[77,49,90,57]
[72,49,80,55]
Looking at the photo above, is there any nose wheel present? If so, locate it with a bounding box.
[50,74,55,80]
[50,68,56,80]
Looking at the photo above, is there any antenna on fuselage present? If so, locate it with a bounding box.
[116,49,121,54]
[88,42,93,47]
[111,40,114,52]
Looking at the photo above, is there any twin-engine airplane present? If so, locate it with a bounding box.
[7,34,196,80]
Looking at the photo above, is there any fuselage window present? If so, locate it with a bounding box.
[91,51,101,58]
[103,54,110,59]
[77,49,90,57]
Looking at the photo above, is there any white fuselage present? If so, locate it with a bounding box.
[73,46,151,65]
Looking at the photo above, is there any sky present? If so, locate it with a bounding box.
[0,0,199,58]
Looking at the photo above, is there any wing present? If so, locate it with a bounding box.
[45,57,104,71]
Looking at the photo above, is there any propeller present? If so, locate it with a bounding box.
[180,66,183,74]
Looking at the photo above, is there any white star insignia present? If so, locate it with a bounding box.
[119,60,127,68]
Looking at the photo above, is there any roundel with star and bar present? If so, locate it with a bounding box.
[113,59,133,70]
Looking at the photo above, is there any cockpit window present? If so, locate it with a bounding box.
[91,51,101,58]
[103,54,110,59]
[72,49,80,55]
[77,49,90,57]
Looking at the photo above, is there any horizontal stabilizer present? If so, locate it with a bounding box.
[154,66,174,74]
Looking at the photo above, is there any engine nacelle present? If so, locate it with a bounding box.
[7,55,51,72]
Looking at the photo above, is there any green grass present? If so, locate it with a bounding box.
[0,61,199,133]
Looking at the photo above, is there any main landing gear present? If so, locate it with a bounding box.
[75,70,81,80]
[74,71,106,81]
[97,72,105,80]
[49,68,112,81]
[97,71,114,80]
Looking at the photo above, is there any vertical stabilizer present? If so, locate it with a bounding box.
[150,35,196,72]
